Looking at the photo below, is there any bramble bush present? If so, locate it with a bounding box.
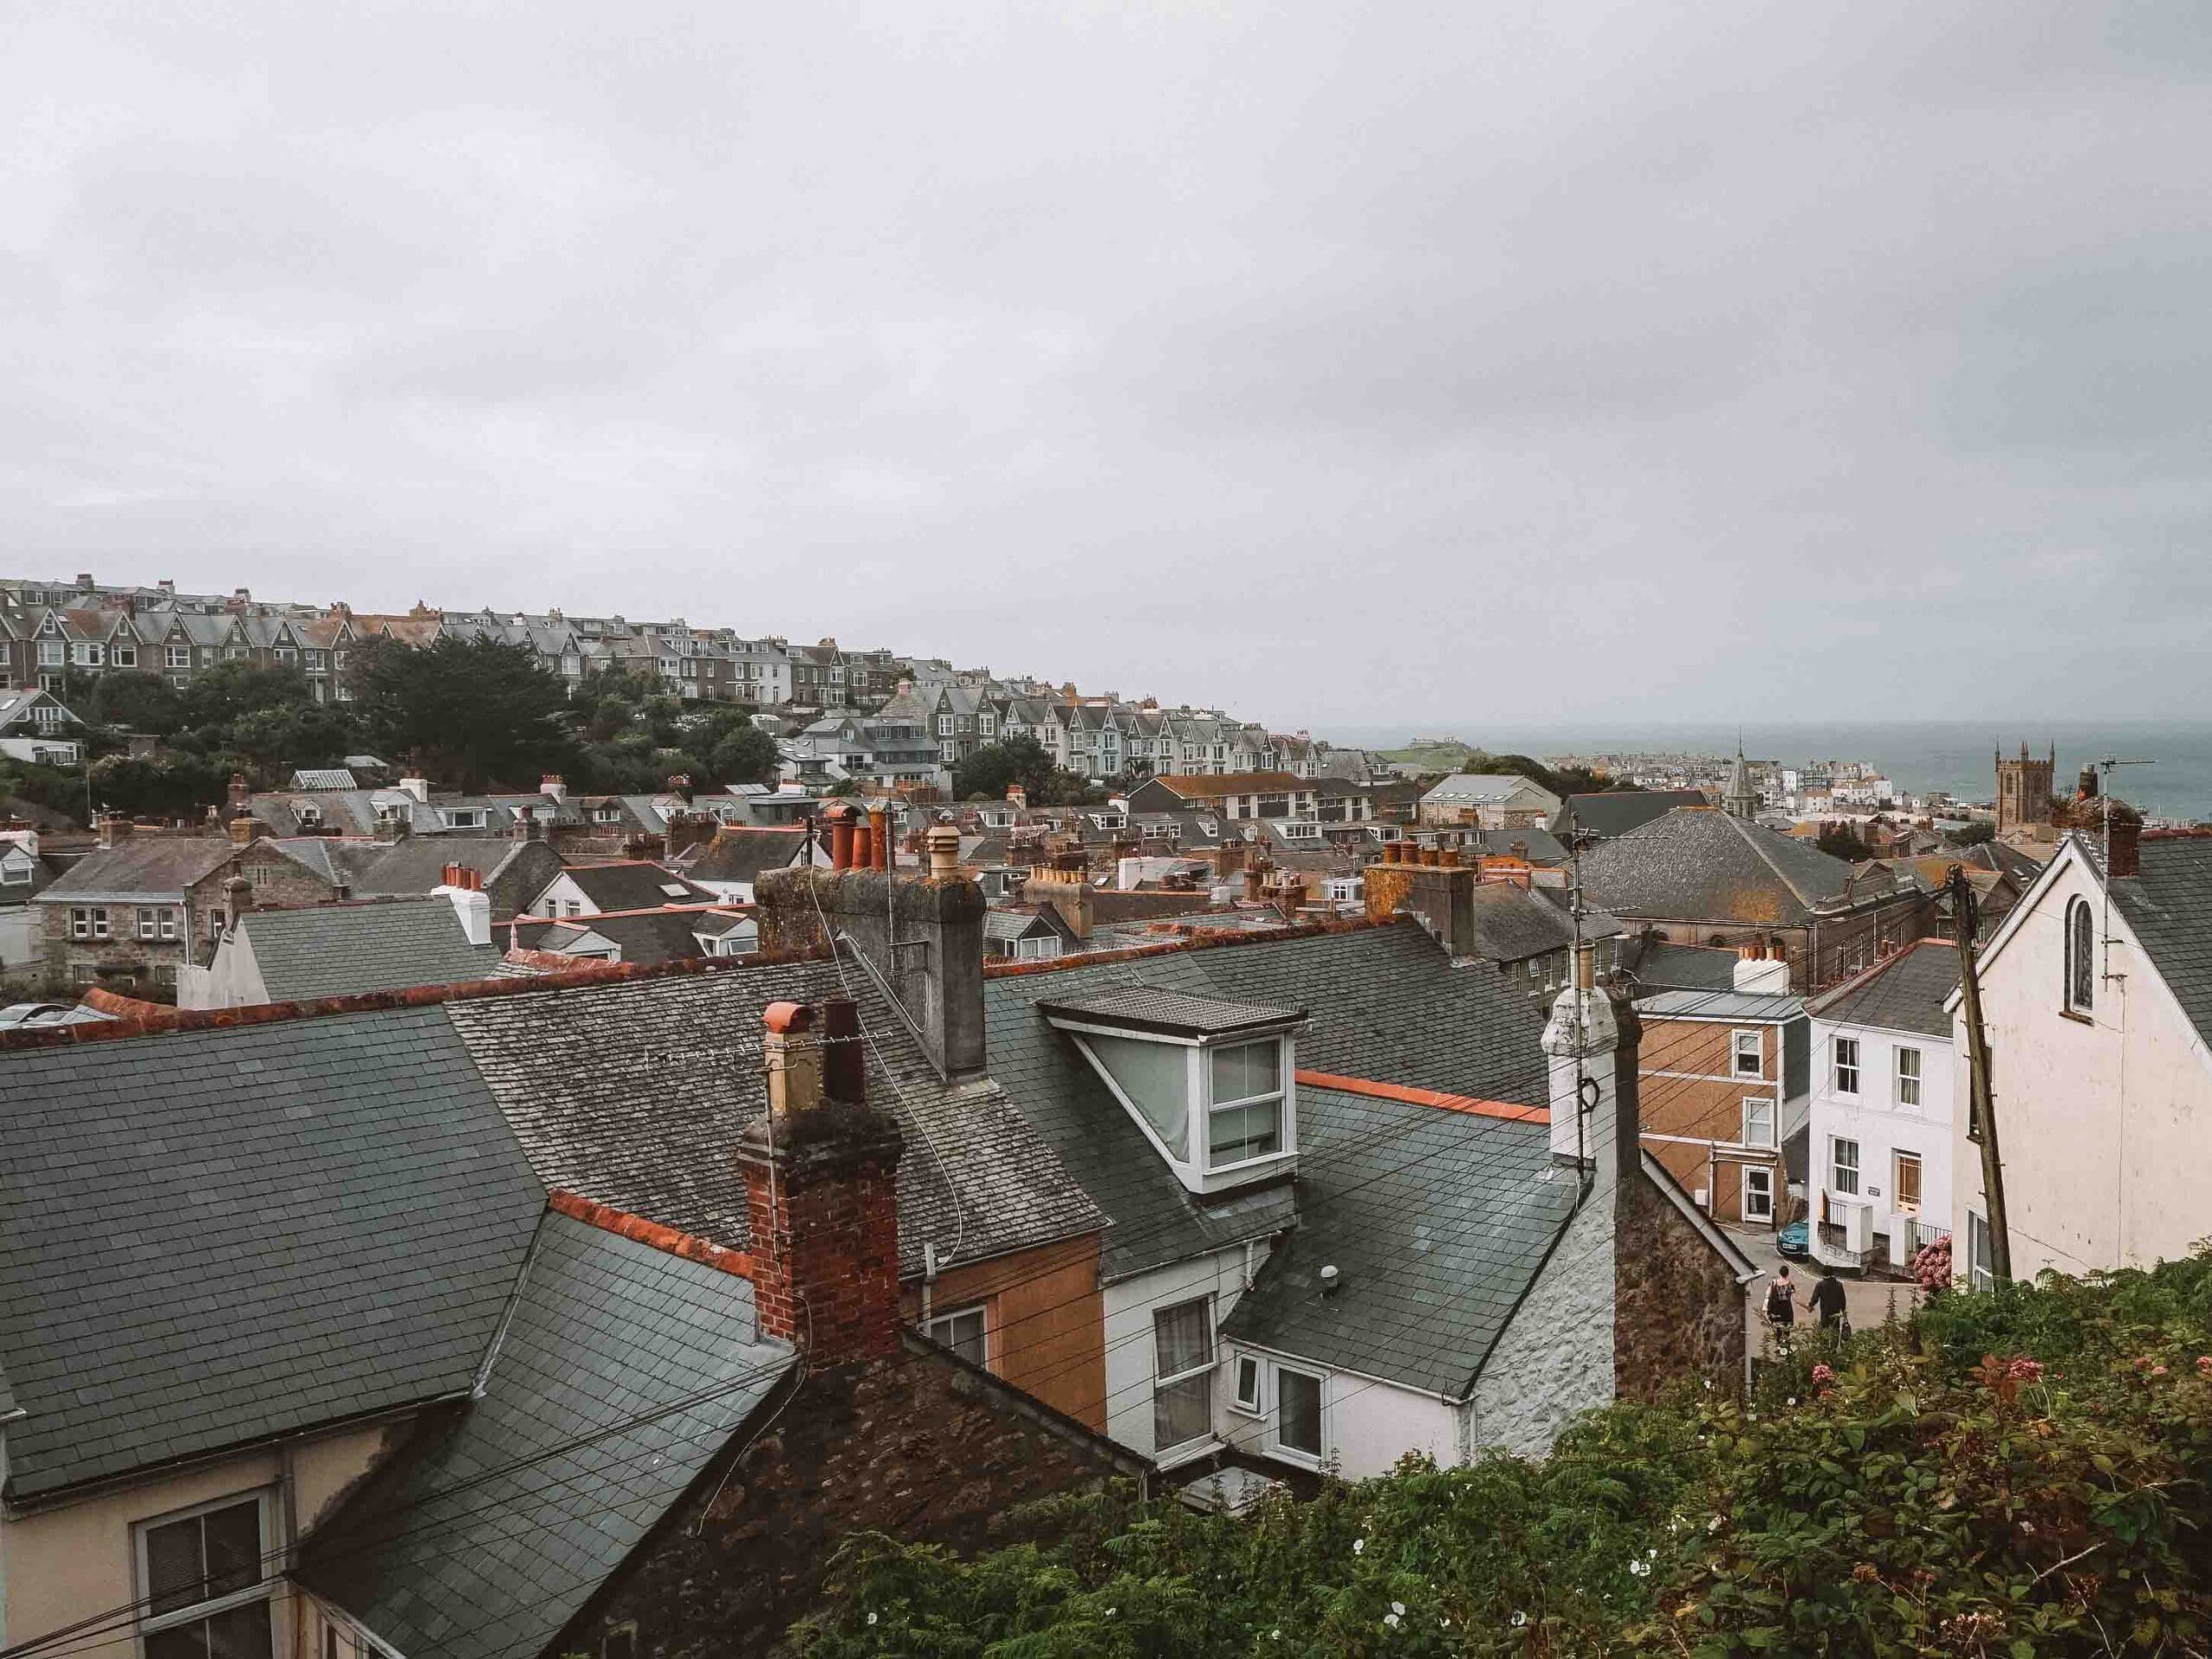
[793,1254,2211,1656]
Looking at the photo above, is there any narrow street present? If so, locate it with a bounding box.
[1726,1227,1923,1361]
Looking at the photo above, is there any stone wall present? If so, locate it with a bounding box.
[1466,1179,1616,1459]
[1614,1171,1747,1403]
[559,1342,1144,1659]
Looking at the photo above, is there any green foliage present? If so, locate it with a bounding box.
[955,737,1058,804]
[1815,823,1873,862]
[793,1257,2212,1657]
[87,753,243,821]
[1944,821,1998,848]
[180,658,317,730]
[347,635,575,791]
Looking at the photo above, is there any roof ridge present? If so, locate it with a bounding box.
[982,913,1398,979]
[1295,1068,1548,1125]
[0,941,841,1053]
[547,1191,755,1279]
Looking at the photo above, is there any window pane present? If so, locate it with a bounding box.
[201,1501,263,1599]
[934,1308,986,1366]
[1088,1035,1189,1151]
[1277,1370,1322,1457]
[1235,1355,1261,1410]
[1154,1370,1211,1449]
[1210,1040,1279,1103]
[1154,1298,1212,1376]
[145,1516,208,1617]
[205,1598,273,1659]
[1208,1098,1281,1164]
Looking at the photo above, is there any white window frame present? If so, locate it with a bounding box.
[1895,1046,1923,1109]
[137,906,159,940]
[1267,1361,1326,1468]
[1731,1028,1762,1078]
[1739,1096,1776,1149]
[923,1303,988,1367]
[0,855,29,887]
[37,640,64,666]
[1741,1164,1775,1222]
[1152,1295,1217,1453]
[1060,1022,1299,1194]
[1967,1210,1994,1291]
[1833,1035,1859,1096]
[134,1486,280,1655]
[1230,1352,1262,1416]
[1831,1135,1861,1197]
[167,644,192,669]
[111,642,137,667]
[2065,895,2095,1014]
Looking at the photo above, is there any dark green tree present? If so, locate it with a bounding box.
[180,659,315,731]
[1944,821,1997,847]
[953,737,1058,804]
[347,635,575,790]
[1816,823,1874,861]
[709,724,780,786]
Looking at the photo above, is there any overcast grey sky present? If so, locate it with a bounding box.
[5,3,2209,730]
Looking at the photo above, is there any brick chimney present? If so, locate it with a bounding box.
[737,999,906,1364]
[227,772,252,817]
[754,823,987,1078]
[2081,795,2144,879]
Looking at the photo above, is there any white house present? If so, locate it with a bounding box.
[0,689,82,764]
[1803,939,1959,1272]
[1944,807,2212,1285]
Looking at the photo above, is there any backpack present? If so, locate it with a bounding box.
[1765,1281,1793,1319]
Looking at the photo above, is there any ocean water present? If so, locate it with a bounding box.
[1326,721,2212,823]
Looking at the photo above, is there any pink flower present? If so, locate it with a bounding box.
[2006,1357,2044,1383]
[2196,1355,2211,1376]
[2152,1364,2169,1377]
[1811,1363,1835,1385]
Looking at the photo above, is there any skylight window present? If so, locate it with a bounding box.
[659,882,690,898]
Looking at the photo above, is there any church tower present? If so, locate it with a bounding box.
[1723,745,1758,821]
[1994,741,2056,836]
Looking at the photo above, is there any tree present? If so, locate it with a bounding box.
[709,724,780,787]
[180,659,315,731]
[1816,823,1874,861]
[76,672,188,736]
[953,737,1058,804]
[1944,821,1997,847]
[347,635,575,790]
[87,753,234,820]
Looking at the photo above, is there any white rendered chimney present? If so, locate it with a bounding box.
[398,774,431,804]
[1732,943,1789,994]
[435,884,493,946]
[1541,943,1619,1168]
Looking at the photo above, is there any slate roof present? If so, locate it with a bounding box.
[1615,935,1743,994]
[1637,988,1803,1025]
[1037,987,1305,1036]
[1221,1085,1574,1397]
[2102,835,2212,1050]
[679,824,812,883]
[442,955,1105,1277]
[1459,884,1621,964]
[558,861,717,912]
[0,1009,547,1499]
[508,906,740,965]
[985,923,1551,1282]
[1577,807,1857,926]
[1420,773,1554,808]
[302,1214,792,1659]
[1806,938,1959,1039]
[1465,826,1571,864]
[1550,789,1709,841]
[289,768,358,791]
[349,837,531,901]
[29,835,238,904]
[232,899,502,1001]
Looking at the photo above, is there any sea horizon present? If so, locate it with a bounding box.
[1315,719,2212,822]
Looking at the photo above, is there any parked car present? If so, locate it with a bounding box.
[1777,1219,1810,1260]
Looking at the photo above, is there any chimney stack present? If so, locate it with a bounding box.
[1541,954,1641,1186]
[540,773,567,803]
[227,812,257,848]
[867,805,892,871]
[737,1000,906,1365]
[826,802,858,871]
[926,822,960,880]
[434,867,492,945]
[224,873,252,926]
[227,772,252,817]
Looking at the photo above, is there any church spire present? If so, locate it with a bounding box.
[1724,741,1758,821]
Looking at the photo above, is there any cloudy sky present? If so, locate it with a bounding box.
[5,3,2209,732]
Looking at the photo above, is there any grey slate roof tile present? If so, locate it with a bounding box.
[1578,807,1855,925]
[302,1213,795,1659]
[2101,835,2212,1049]
[1804,938,1959,1037]
[0,1009,547,1499]
[441,954,1104,1276]
[233,898,502,1001]
[1222,1084,1575,1398]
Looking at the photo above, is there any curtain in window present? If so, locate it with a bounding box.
[1153,1300,1214,1448]
[1090,1034,1189,1149]
[1211,1040,1280,1102]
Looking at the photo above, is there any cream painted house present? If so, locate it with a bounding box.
[1945,817,2212,1285]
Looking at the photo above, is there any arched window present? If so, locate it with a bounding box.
[2066,896,2095,1013]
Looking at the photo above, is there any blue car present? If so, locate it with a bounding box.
[1777,1220,1810,1260]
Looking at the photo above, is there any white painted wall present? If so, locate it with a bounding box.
[1219,1350,1462,1481]
[0,906,40,977]
[1951,842,2212,1279]
[1099,1248,1253,1459]
[1808,1008,1955,1263]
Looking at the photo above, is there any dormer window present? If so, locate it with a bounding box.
[1041,990,1304,1194]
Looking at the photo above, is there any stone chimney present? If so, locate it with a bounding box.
[666,773,693,804]
[754,829,987,1079]
[1006,783,1027,810]
[226,772,252,817]
[540,773,567,803]
[224,873,252,927]
[1024,867,1094,940]
[96,813,133,850]
[227,811,257,848]
[2080,795,2144,879]
[737,1000,906,1365]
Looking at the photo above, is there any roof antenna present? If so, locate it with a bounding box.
[2092,754,2153,987]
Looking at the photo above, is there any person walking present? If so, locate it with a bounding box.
[1764,1266,1797,1331]
[1808,1263,1849,1336]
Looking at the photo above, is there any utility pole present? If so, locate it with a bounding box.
[1947,867,2009,1282]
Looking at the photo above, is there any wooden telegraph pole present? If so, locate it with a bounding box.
[1947,866,2011,1282]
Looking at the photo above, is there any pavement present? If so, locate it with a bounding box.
[1726,1225,1921,1360]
